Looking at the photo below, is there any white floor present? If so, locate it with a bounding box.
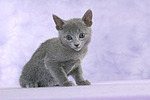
[0,80,150,100]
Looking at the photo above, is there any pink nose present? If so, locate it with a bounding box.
[74,44,79,47]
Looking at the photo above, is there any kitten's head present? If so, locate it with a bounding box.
[53,9,92,51]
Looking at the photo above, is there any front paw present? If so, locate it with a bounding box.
[76,80,91,85]
[62,81,75,86]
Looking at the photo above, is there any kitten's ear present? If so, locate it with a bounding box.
[52,14,64,30]
[82,9,93,27]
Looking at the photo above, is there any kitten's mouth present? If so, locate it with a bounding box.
[73,47,82,51]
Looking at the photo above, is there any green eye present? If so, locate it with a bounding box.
[66,35,72,40]
[79,33,85,38]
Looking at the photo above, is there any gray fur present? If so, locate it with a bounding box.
[19,9,93,88]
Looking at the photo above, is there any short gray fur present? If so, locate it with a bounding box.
[19,9,93,88]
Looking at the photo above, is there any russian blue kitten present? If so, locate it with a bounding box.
[19,9,93,88]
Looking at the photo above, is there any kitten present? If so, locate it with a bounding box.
[19,9,93,87]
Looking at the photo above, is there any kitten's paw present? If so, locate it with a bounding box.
[76,80,91,85]
[26,83,38,88]
[62,81,75,86]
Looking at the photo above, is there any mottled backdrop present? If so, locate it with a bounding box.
[0,0,150,87]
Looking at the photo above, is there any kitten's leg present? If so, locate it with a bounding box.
[19,78,38,88]
[45,62,75,86]
[26,82,38,88]
[70,65,91,85]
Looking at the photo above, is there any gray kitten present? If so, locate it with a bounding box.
[19,9,93,88]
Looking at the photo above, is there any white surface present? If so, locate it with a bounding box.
[0,80,150,100]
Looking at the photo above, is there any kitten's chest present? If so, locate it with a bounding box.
[61,59,80,75]
[46,41,88,62]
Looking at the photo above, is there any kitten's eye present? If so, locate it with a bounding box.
[79,33,85,38]
[66,35,72,40]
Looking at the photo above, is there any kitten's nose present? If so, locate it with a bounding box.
[74,44,79,47]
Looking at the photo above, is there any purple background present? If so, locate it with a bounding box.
[0,0,150,87]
